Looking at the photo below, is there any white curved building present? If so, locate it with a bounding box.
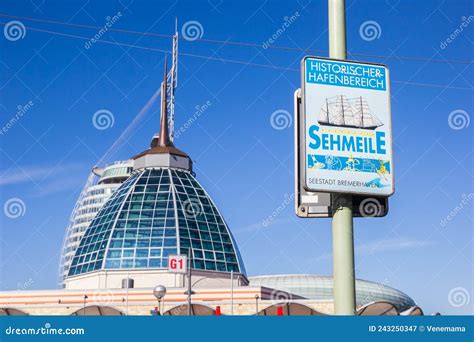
[58,161,133,287]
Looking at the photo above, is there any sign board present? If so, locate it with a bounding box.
[295,89,388,218]
[168,255,187,274]
[302,57,394,196]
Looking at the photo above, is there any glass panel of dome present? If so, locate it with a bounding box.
[124,240,134,248]
[193,260,204,269]
[146,185,158,193]
[105,260,120,268]
[200,232,210,240]
[150,238,161,247]
[149,259,160,267]
[136,249,148,257]
[138,229,150,238]
[122,260,133,268]
[228,263,238,272]
[107,250,121,258]
[112,230,124,238]
[150,249,161,257]
[163,238,176,247]
[139,220,152,228]
[223,243,233,252]
[202,241,212,250]
[164,229,176,237]
[205,260,216,270]
[213,242,224,251]
[136,176,148,185]
[123,249,134,258]
[162,248,176,257]
[110,240,122,248]
[188,230,198,239]
[152,228,164,237]
[153,219,165,228]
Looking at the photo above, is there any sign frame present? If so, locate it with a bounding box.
[167,254,187,274]
[301,56,395,197]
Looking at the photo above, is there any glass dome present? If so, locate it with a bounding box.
[68,168,246,277]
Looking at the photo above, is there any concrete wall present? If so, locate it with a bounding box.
[64,269,248,290]
[0,286,334,316]
[0,301,335,316]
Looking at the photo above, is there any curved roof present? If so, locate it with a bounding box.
[257,303,326,316]
[400,306,424,316]
[0,308,29,316]
[163,304,215,316]
[248,274,416,311]
[357,301,398,316]
[71,306,124,316]
[67,167,246,277]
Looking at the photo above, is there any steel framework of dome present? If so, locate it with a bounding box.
[67,167,245,277]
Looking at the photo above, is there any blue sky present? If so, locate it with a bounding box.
[0,0,472,315]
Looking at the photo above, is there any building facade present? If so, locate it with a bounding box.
[58,161,133,287]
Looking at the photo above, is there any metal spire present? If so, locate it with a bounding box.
[168,21,178,142]
[158,56,171,147]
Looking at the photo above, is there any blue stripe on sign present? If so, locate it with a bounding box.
[306,59,386,91]
[307,154,391,174]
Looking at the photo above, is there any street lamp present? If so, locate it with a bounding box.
[183,289,195,316]
[153,285,167,315]
[255,294,260,315]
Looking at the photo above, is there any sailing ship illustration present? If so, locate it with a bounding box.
[318,95,383,129]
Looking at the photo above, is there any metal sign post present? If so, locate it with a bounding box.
[295,0,394,315]
[168,254,192,315]
[328,0,356,316]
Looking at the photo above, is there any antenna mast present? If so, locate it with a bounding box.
[168,19,178,142]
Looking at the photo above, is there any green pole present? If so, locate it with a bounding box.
[328,0,356,315]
